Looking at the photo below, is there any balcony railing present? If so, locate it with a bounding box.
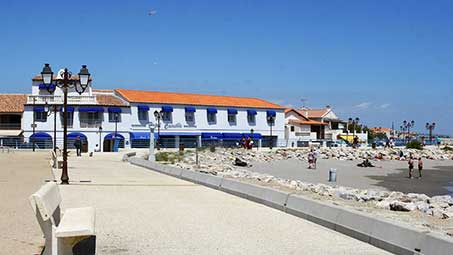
[0,123,21,130]
[27,95,97,105]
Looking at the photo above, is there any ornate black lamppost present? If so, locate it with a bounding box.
[154,110,163,150]
[44,102,58,153]
[402,120,415,142]
[426,122,436,143]
[266,116,275,149]
[41,64,91,184]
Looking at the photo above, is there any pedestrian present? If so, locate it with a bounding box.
[390,138,394,148]
[246,136,252,150]
[408,156,414,179]
[74,136,82,157]
[307,149,314,169]
[313,148,319,169]
[418,157,423,179]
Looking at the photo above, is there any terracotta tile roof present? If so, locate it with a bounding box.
[96,94,128,107]
[285,108,310,121]
[299,108,330,118]
[288,119,327,126]
[0,94,27,113]
[115,89,285,109]
[370,127,392,133]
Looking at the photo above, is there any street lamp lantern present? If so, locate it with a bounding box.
[78,65,90,88]
[41,63,53,85]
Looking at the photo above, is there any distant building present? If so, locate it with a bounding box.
[369,127,392,138]
[0,94,27,147]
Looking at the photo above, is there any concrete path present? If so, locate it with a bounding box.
[249,158,453,196]
[0,151,51,255]
[57,154,391,255]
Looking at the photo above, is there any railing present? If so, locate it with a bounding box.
[27,95,97,105]
[0,123,21,130]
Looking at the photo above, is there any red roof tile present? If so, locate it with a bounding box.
[0,94,27,113]
[115,89,285,109]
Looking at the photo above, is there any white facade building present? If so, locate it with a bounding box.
[21,76,285,152]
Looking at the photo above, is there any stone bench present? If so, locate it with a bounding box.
[30,182,96,255]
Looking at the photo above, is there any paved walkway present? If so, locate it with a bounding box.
[56,154,391,255]
[0,151,51,255]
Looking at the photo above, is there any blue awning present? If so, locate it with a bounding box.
[207,108,217,114]
[137,105,150,111]
[30,132,52,140]
[242,133,263,139]
[227,109,238,114]
[129,132,158,140]
[161,106,173,112]
[266,110,277,117]
[247,109,257,115]
[222,133,243,139]
[108,107,122,113]
[79,107,104,113]
[67,132,87,139]
[38,84,56,90]
[201,132,223,140]
[159,132,200,137]
[59,106,75,113]
[33,106,45,112]
[105,133,125,140]
[185,106,196,113]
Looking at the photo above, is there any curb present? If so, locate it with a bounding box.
[129,157,452,255]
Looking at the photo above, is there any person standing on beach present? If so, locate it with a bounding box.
[418,157,423,178]
[74,136,82,157]
[408,156,414,178]
[307,150,314,169]
[313,148,319,169]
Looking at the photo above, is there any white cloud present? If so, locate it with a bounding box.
[379,103,391,109]
[354,102,372,109]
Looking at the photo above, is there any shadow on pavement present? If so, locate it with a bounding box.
[366,164,453,197]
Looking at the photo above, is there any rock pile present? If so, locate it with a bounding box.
[168,147,453,219]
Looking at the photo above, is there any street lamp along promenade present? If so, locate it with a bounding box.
[402,120,415,142]
[154,110,164,150]
[43,102,59,153]
[266,116,275,149]
[426,122,436,143]
[41,63,91,185]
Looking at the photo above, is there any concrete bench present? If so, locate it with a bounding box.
[50,150,64,169]
[30,182,96,255]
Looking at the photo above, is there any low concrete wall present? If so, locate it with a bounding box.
[129,157,453,255]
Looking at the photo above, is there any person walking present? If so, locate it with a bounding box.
[313,148,319,169]
[418,157,423,179]
[74,136,82,157]
[408,156,414,179]
[307,149,314,169]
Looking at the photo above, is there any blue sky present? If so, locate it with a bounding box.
[1,0,452,135]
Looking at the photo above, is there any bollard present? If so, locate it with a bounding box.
[329,168,337,182]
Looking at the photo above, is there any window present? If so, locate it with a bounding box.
[162,112,172,122]
[185,112,194,123]
[80,112,102,128]
[247,114,256,124]
[60,112,74,128]
[228,114,236,125]
[109,112,121,123]
[138,110,148,121]
[207,112,216,123]
[290,126,295,132]
[34,112,47,122]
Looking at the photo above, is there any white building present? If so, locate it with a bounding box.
[284,107,366,147]
[21,74,285,152]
